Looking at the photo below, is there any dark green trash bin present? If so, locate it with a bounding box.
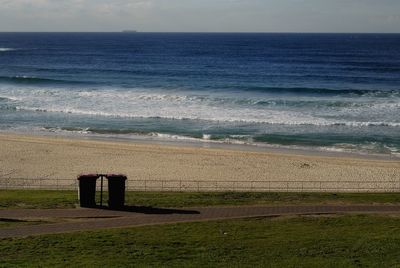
[77,174,99,208]
[106,174,127,209]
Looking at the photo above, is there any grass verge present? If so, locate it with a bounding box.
[0,219,48,229]
[1,190,400,209]
[1,214,400,267]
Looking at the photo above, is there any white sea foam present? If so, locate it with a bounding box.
[0,95,22,102]
[202,134,212,140]
[317,143,400,158]
[1,85,399,127]
[0,48,16,52]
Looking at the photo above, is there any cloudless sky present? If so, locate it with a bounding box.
[0,0,399,33]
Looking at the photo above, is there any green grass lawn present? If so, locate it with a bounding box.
[0,190,78,209]
[1,190,400,210]
[1,190,400,267]
[0,219,48,229]
[1,214,400,267]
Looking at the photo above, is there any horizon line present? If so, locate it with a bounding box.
[0,31,399,34]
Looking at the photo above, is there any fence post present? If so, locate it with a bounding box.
[287,182,289,192]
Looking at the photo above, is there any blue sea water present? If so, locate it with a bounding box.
[0,33,399,156]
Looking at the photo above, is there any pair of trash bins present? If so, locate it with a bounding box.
[77,174,127,209]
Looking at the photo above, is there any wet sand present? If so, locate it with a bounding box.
[0,133,399,188]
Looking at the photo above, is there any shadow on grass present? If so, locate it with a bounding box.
[91,205,200,215]
[0,218,30,223]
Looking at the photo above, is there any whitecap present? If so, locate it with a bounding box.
[0,48,16,52]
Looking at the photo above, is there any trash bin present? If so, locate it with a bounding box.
[77,174,99,208]
[106,174,127,209]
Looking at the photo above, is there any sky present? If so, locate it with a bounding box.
[0,0,399,33]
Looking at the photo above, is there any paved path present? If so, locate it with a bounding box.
[1,205,400,239]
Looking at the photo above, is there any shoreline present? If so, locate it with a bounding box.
[1,129,398,161]
[0,132,399,187]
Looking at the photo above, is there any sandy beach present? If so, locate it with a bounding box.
[0,133,399,190]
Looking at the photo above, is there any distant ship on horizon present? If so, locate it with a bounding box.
[122,30,138,33]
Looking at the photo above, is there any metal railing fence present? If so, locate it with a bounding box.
[1,177,400,193]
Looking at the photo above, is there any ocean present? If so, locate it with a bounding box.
[0,33,399,156]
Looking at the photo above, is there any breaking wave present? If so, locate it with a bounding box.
[0,48,16,52]
[0,85,398,127]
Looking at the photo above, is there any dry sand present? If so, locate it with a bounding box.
[0,133,399,189]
